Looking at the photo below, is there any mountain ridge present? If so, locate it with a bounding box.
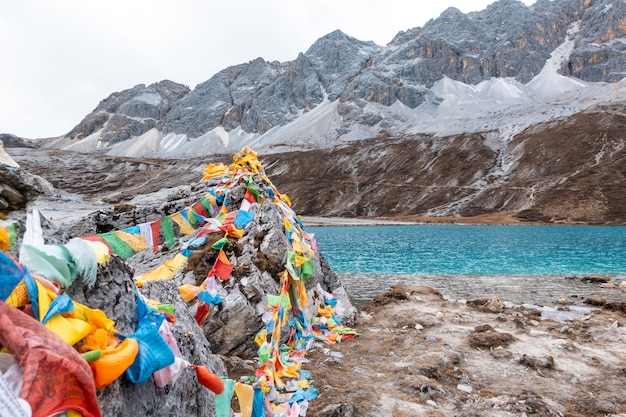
[20,0,622,159]
[2,0,625,224]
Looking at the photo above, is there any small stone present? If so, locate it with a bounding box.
[426,400,438,408]
[457,383,473,393]
[318,403,354,417]
[425,335,438,343]
[581,275,610,284]
[519,354,554,369]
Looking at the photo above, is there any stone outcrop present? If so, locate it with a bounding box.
[43,80,190,148]
[66,257,225,417]
[0,143,52,211]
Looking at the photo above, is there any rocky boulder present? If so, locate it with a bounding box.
[0,143,52,211]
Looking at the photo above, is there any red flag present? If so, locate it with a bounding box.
[150,220,161,253]
[209,249,233,281]
[191,364,224,394]
[193,201,208,218]
[244,188,257,204]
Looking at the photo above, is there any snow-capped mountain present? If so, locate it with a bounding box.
[35,0,624,159]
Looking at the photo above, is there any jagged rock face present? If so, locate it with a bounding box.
[370,0,573,90]
[566,0,626,81]
[9,101,626,225]
[30,0,623,151]
[159,31,378,136]
[9,99,626,224]
[158,60,284,137]
[61,80,190,145]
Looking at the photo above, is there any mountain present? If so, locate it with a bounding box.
[4,0,626,224]
[32,0,624,158]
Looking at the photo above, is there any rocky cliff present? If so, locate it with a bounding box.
[28,0,624,158]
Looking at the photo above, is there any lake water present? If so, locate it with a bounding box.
[308,225,626,308]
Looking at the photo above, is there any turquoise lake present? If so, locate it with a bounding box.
[308,225,626,307]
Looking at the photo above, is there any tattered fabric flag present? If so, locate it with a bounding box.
[138,223,154,252]
[202,163,229,180]
[0,250,25,302]
[181,209,197,226]
[124,290,175,384]
[202,194,217,218]
[201,274,219,297]
[97,232,135,259]
[209,249,233,281]
[35,280,91,346]
[234,382,254,417]
[212,236,229,250]
[194,301,210,325]
[246,177,262,202]
[234,210,255,228]
[161,216,176,248]
[244,187,258,204]
[215,378,236,417]
[220,224,244,239]
[40,293,74,325]
[192,364,224,394]
[300,260,314,283]
[223,211,238,225]
[81,239,110,267]
[150,220,161,253]
[240,198,252,212]
[193,200,208,218]
[114,230,148,253]
[199,196,215,217]
[251,386,266,417]
[64,237,98,286]
[20,244,73,288]
[178,284,222,305]
[171,212,195,235]
[134,253,189,287]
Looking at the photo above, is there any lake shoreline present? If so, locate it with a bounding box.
[301,213,626,226]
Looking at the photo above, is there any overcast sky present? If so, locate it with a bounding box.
[1,0,534,139]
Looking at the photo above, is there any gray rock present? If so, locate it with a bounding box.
[0,145,53,211]
[318,403,354,417]
[66,256,224,417]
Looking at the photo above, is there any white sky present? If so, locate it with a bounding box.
[0,0,534,139]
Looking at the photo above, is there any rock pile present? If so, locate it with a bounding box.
[0,146,357,416]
